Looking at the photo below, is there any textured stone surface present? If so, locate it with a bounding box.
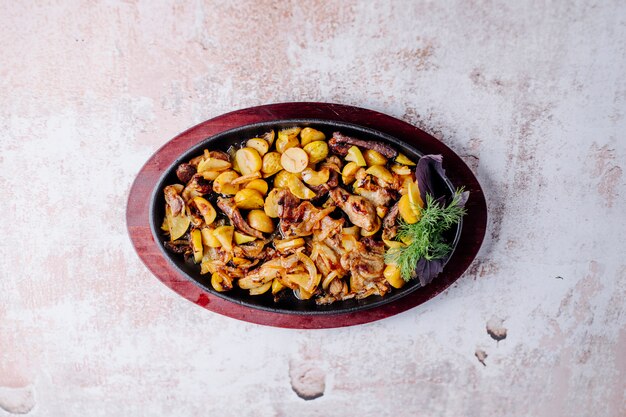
[1,1,625,416]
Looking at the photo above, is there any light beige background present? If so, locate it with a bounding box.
[1,1,625,416]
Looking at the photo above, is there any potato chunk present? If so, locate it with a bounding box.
[235,147,262,175]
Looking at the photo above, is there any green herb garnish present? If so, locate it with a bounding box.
[385,188,467,282]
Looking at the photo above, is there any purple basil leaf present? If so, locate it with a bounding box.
[415,258,444,286]
[415,154,450,206]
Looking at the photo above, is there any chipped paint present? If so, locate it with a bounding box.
[1,1,625,416]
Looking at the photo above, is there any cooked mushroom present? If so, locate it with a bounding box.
[176,163,196,183]
[182,174,212,201]
[276,189,336,237]
[216,197,264,238]
[164,185,185,217]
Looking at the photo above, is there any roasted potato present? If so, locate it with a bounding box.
[341,161,360,184]
[281,147,309,173]
[301,167,329,186]
[345,146,366,166]
[197,157,231,173]
[235,147,262,175]
[287,175,316,199]
[261,152,283,177]
[395,153,416,166]
[234,188,265,210]
[245,179,269,196]
[264,188,281,218]
[246,138,270,156]
[384,264,405,288]
[276,127,301,153]
[300,127,326,146]
[247,210,275,233]
[363,149,387,166]
[213,170,240,195]
[303,141,329,164]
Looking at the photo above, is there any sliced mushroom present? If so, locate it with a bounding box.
[164,185,185,216]
[176,163,196,183]
[216,197,264,238]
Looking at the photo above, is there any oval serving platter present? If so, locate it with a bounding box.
[127,103,487,328]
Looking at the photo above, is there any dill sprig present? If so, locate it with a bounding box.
[385,188,467,282]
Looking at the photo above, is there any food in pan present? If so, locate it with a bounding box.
[160,127,467,304]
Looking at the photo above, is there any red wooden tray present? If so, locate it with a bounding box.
[126,103,487,328]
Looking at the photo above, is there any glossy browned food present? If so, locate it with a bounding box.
[160,127,419,303]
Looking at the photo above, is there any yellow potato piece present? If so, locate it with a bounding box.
[197,157,231,173]
[399,176,413,196]
[261,130,275,146]
[247,210,275,233]
[249,281,272,295]
[234,188,265,210]
[199,170,221,181]
[273,170,294,189]
[192,197,217,225]
[231,155,241,174]
[345,146,366,167]
[213,170,240,195]
[190,229,203,263]
[211,271,231,292]
[213,225,234,251]
[281,147,309,173]
[231,171,262,185]
[272,278,285,294]
[407,180,424,219]
[261,152,283,177]
[341,161,360,184]
[264,188,282,218]
[391,164,412,176]
[166,206,190,241]
[235,147,262,175]
[201,227,221,247]
[383,239,405,249]
[365,165,394,184]
[398,194,418,224]
[395,153,416,166]
[301,167,329,186]
[276,127,301,153]
[246,138,269,156]
[300,127,326,146]
[287,175,316,200]
[234,231,256,244]
[384,264,405,288]
[245,179,269,196]
[303,141,329,164]
[376,206,388,218]
[363,149,388,166]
